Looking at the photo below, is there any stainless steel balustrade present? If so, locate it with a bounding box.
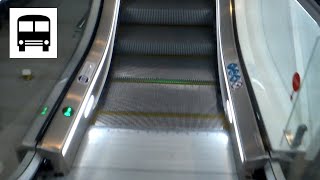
[216,0,268,171]
[35,0,120,173]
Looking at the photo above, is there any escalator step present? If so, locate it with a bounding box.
[111,55,217,81]
[97,81,224,130]
[102,82,221,114]
[96,111,225,131]
[120,0,214,26]
[115,25,215,56]
[112,77,215,86]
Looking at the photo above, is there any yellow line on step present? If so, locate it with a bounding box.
[97,110,225,120]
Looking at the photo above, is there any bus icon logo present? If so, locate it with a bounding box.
[18,15,51,52]
[10,8,57,58]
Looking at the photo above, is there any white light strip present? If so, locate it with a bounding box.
[217,0,245,163]
[62,0,120,156]
[226,100,233,124]
[84,95,95,118]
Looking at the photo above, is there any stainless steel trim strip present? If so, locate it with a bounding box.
[37,0,120,173]
[265,161,286,180]
[217,0,268,170]
[8,151,42,180]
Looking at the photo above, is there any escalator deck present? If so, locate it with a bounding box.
[95,0,225,131]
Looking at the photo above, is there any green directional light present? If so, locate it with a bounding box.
[40,106,48,115]
[62,106,74,117]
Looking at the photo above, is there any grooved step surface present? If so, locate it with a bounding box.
[101,82,222,114]
[96,111,225,131]
[120,0,214,25]
[115,25,215,56]
[111,55,217,81]
[112,78,215,85]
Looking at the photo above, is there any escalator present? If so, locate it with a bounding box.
[11,0,268,179]
[38,0,238,179]
[8,0,320,179]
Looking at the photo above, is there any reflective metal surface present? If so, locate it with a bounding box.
[216,0,268,170]
[264,161,286,180]
[37,0,120,173]
[48,126,238,180]
[8,151,42,180]
[22,0,101,150]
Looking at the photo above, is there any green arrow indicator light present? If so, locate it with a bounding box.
[63,106,74,117]
[40,106,48,115]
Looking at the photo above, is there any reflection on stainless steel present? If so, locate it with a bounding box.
[217,0,268,171]
[284,130,295,147]
[77,11,89,30]
[84,95,95,118]
[37,0,120,173]
[226,100,233,124]
[251,78,266,91]
[285,124,308,149]
[66,93,83,102]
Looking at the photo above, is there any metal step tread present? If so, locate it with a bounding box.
[100,81,222,114]
[122,0,214,9]
[111,55,217,82]
[112,77,215,85]
[115,25,215,56]
[96,81,224,130]
[120,0,214,25]
[95,110,225,131]
[55,127,238,180]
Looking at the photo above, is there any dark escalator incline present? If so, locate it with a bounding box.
[96,0,225,131]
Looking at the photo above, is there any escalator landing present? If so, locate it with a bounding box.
[50,126,238,180]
